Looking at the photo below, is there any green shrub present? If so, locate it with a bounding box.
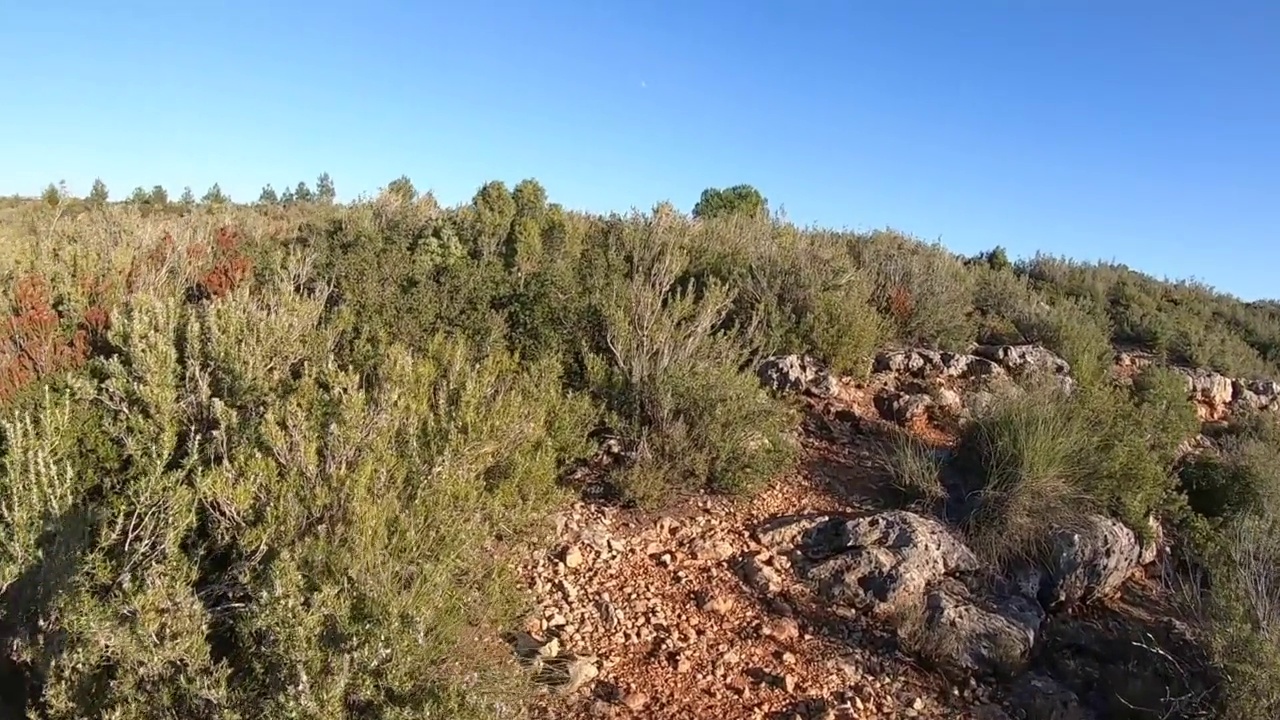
[1009,295,1114,389]
[883,429,948,509]
[0,252,594,719]
[855,231,976,350]
[950,385,1094,565]
[945,365,1197,565]
[1173,421,1280,720]
[1200,510,1280,720]
[1066,373,1196,534]
[694,218,884,376]
[970,264,1036,345]
[583,213,798,506]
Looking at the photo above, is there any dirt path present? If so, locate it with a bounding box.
[517,391,1012,719]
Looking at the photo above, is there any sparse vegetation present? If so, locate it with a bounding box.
[2,176,1280,717]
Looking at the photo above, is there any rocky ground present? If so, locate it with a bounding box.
[509,345,1251,720]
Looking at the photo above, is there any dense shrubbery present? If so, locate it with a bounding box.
[1165,413,1280,719]
[926,364,1196,566]
[3,177,1280,717]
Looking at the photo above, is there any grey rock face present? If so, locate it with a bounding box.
[756,354,837,397]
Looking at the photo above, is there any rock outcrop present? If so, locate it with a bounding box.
[759,512,1051,682]
[872,349,1002,380]
[794,512,980,619]
[972,344,1072,380]
[1038,514,1149,610]
[754,507,1184,716]
[1118,349,1280,419]
[756,354,837,397]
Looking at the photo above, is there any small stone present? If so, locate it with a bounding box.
[537,637,561,659]
[912,696,925,711]
[761,617,799,641]
[558,578,577,600]
[621,692,649,711]
[563,545,584,568]
[782,674,796,693]
[700,593,734,615]
[560,656,599,695]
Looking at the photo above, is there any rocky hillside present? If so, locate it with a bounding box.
[4,194,1278,720]
[513,344,1271,720]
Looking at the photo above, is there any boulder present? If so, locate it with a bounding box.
[1233,377,1280,412]
[800,512,979,619]
[1177,367,1234,417]
[933,387,964,414]
[972,344,1071,379]
[1009,674,1095,720]
[756,354,836,397]
[874,390,933,423]
[1040,515,1144,610]
[873,349,1001,380]
[754,514,836,552]
[907,577,1044,679]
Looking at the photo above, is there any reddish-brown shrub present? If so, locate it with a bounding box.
[887,283,915,327]
[0,274,92,405]
[195,226,252,300]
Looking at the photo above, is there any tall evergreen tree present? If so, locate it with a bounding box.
[292,181,315,204]
[201,183,229,205]
[87,178,109,205]
[316,172,336,204]
[258,185,280,205]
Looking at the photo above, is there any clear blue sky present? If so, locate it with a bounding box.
[2,1,1277,300]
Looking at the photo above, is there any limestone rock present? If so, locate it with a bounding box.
[972,344,1071,379]
[757,354,837,397]
[1009,674,1095,720]
[801,512,979,619]
[1040,515,1144,611]
[873,349,1001,380]
[906,578,1043,679]
[874,390,933,424]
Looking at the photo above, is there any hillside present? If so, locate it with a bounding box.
[1,181,1278,719]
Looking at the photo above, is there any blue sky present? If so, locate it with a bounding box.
[1,1,1277,300]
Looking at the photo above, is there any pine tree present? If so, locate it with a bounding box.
[691,184,768,220]
[87,178,109,205]
[505,178,548,275]
[315,172,336,204]
[258,185,280,205]
[471,180,516,261]
[179,187,196,205]
[201,183,229,205]
[148,185,169,206]
[292,181,314,204]
[41,182,63,208]
[385,175,417,203]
